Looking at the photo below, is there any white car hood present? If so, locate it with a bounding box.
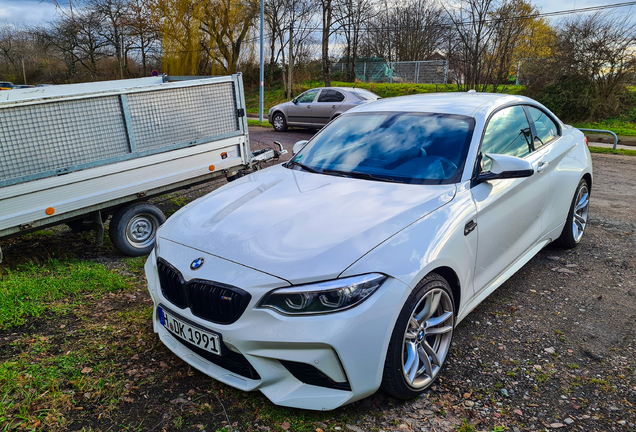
[160,165,456,284]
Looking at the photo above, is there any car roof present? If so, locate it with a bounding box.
[347,92,533,117]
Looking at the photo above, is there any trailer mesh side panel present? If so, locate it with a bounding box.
[0,97,129,181]
[0,79,242,186]
[127,82,239,152]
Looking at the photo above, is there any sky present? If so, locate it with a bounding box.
[0,0,634,27]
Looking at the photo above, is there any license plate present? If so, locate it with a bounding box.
[158,306,221,356]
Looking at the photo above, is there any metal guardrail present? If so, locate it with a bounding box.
[578,128,618,150]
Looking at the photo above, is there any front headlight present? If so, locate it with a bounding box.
[259,273,387,315]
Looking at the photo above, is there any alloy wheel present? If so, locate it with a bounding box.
[401,288,454,389]
[273,115,284,130]
[572,184,589,243]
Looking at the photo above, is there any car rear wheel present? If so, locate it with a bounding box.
[381,273,455,399]
[556,178,590,249]
[272,113,288,132]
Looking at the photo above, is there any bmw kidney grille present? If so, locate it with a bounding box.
[156,258,251,325]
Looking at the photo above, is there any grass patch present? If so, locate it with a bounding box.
[588,146,636,156]
[247,119,272,128]
[574,120,636,137]
[0,260,134,329]
[0,302,156,429]
[244,81,525,113]
[330,81,525,98]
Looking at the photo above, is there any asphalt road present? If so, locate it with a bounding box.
[249,126,315,162]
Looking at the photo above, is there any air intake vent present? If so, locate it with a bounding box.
[280,360,351,391]
[157,258,251,325]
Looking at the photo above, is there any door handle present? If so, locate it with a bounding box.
[307,105,311,109]
[464,220,477,236]
[332,105,336,108]
[537,161,549,173]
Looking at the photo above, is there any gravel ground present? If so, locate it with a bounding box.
[0,128,634,431]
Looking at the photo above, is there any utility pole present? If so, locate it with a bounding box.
[120,34,124,80]
[22,59,26,85]
[259,0,264,122]
[287,26,293,100]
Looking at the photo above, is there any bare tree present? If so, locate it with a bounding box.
[445,0,500,90]
[359,0,447,64]
[557,12,636,100]
[41,11,110,81]
[127,0,159,75]
[334,0,375,81]
[89,0,129,76]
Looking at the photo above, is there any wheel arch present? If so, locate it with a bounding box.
[582,172,592,192]
[426,266,461,316]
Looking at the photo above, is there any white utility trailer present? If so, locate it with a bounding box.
[0,74,282,260]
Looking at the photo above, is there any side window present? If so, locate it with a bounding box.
[296,89,319,103]
[331,91,345,102]
[480,105,533,171]
[318,90,345,103]
[527,106,559,146]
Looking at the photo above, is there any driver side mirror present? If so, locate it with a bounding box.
[292,98,298,105]
[474,153,534,186]
[292,140,309,156]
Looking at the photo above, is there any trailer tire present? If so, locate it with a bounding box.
[110,203,165,256]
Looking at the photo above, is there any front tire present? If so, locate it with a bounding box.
[272,112,288,132]
[109,203,166,256]
[556,178,590,249]
[381,273,455,399]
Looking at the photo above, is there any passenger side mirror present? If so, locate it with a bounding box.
[292,140,309,156]
[474,153,534,186]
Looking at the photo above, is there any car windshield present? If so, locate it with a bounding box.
[290,112,475,184]
[350,89,380,101]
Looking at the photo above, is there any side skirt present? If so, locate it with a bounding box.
[455,238,552,325]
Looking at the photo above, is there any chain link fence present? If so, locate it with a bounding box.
[331,60,449,84]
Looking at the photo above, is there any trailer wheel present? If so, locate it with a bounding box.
[110,203,165,256]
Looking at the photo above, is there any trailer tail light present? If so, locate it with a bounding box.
[209,165,216,171]
[45,207,55,215]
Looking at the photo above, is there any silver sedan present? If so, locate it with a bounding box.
[267,87,380,131]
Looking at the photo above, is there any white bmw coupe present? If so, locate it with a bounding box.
[145,92,592,410]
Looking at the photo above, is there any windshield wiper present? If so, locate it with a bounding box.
[286,159,321,173]
[322,168,404,183]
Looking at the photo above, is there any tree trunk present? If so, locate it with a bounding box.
[321,0,332,87]
[288,26,293,99]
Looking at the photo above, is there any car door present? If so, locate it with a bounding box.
[524,105,570,234]
[287,89,319,127]
[471,105,553,294]
[312,89,346,127]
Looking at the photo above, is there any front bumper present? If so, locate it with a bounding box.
[145,240,411,410]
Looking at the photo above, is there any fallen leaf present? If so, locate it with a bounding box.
[281,422,290,430]
[81,367,93,374]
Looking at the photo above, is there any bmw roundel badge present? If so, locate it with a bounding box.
[190,257,205,270]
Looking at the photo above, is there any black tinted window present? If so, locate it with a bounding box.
[481,106,532,171]
[527,106,558,146]
[318,90,345,103]
[291,112,475,184]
